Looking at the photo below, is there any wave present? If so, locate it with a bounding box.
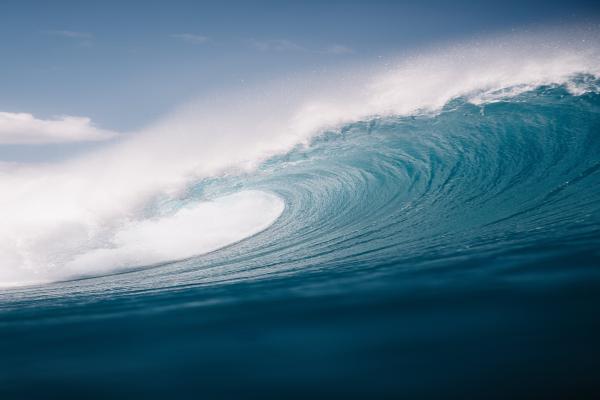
[1,28,599,287]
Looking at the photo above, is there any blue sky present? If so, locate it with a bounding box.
[0,0,598,160]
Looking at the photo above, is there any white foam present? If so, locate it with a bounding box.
[0,190,283,286]
[61,190,284,279]
[0,27,599,286]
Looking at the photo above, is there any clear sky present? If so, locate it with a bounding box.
[0,0,598,160]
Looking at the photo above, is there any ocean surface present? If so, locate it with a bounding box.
[1,37,600,398]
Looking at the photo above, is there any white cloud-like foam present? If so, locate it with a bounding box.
[0,112,118,144]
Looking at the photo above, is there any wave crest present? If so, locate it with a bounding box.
[1,28,599,287]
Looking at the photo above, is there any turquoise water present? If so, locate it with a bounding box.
[1,80,600,398]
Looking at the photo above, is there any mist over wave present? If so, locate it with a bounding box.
[0,28,599,287]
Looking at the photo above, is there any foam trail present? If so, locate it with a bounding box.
[0,28,599,286]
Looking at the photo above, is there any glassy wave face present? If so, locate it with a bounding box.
[1,44,600,397]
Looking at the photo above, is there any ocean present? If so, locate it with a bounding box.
[1,34,600,398]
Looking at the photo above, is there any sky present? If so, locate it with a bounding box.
[0,0,598,161]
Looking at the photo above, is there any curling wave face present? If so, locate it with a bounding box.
[1,77,598,303]
[0,30,599,290]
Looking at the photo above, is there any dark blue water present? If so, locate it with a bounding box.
[1,82,600,399]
